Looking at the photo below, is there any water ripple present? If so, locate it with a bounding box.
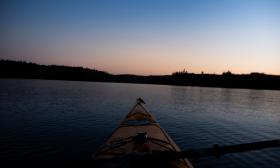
[1,79,280,167]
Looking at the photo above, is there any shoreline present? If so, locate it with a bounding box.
[1,77,280,92]
[1,60,280,91]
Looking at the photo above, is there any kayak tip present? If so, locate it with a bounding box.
[137,97,145,104]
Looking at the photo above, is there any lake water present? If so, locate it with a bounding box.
[0,79,280,168]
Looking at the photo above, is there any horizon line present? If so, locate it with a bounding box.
[1,59,279,76]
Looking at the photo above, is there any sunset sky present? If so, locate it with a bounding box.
[0,0,279,75]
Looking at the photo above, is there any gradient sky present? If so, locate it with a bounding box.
[0,0,280,75]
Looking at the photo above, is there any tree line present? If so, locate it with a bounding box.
[1,59,280,90]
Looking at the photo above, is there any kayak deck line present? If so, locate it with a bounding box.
[93,98,193,168]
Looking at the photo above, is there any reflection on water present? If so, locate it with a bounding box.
[0,79,280,167]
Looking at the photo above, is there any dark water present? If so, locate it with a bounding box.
[0,79,280,167]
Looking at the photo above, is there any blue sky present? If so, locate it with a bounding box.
[1,0,280,75]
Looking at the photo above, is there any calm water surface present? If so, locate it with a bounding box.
[0,79,280,167]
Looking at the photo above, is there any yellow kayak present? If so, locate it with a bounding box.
[93,98,193,168]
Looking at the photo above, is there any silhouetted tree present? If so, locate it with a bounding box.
[222,71,233,76]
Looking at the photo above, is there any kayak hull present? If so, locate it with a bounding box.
[94,99,193,168]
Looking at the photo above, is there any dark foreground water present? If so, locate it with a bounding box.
[0,79,280,168]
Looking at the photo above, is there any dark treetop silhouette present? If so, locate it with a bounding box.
[1,60,280,90]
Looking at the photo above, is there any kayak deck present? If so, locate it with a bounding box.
[93,99,193,168]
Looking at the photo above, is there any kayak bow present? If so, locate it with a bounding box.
[93,98,193,168]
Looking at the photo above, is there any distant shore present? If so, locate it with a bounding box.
[1,59,280,90]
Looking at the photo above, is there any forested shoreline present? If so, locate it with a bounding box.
[1,60,280,90]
